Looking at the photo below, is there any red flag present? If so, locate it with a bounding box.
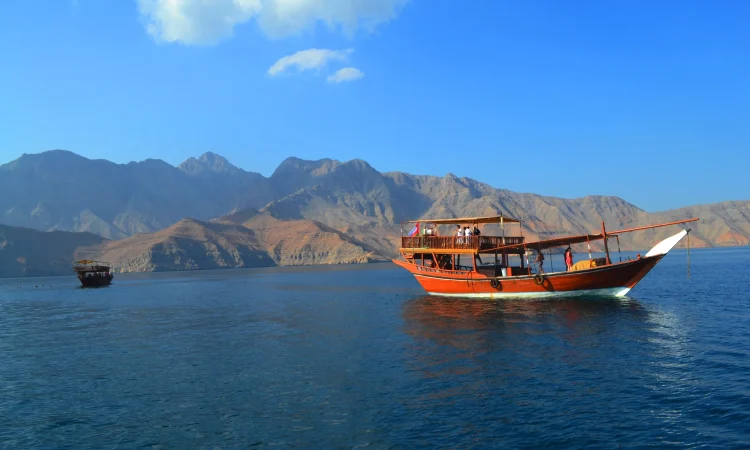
[408,222,420,236]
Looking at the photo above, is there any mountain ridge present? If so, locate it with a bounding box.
[0,150,748,276]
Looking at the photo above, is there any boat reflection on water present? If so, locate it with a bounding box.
[402,294,649,336]
[395,295,700,447]
[396,294,659,430]
[400,294,653,378]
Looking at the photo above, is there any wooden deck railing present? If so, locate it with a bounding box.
[401,236,524,251]
[73,264,110,272]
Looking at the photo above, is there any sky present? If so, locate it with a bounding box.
[0,0,748,212]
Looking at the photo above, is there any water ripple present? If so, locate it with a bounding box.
[0,249,749,447]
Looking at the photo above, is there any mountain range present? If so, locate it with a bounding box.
[1,150,748,276]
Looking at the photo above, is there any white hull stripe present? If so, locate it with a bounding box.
[426,287,632,299]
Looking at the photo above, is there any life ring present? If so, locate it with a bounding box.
[490,278,499,289]
[533,274,544,285]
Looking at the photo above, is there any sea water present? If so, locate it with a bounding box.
[0,248,748,448]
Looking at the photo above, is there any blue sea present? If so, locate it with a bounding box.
[1,248,749,448]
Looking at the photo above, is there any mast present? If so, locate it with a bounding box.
[501,214,505,243]
[601,221,611,265]
[501,214,507,266]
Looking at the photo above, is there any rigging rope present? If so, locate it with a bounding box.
[549,248,553,273]
[616,235,622,263]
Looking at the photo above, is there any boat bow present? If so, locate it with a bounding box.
[645,230,688,257]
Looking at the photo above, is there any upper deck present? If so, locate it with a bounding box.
[400,235,525,253]
[73,260,111,273]
[400,214,525,254]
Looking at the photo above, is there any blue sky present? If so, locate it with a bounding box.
[1,0,748,212]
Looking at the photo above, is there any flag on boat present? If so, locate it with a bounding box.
[408,222,420,236]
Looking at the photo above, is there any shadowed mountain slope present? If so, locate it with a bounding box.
[0,224,107,277]
[0,150,274,238]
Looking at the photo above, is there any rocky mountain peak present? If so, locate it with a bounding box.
[178,152,242,175]
[271,157,340,178]
[341,159,374,172]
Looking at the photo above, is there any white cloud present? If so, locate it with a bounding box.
[327,67,365,83]
[137,0,409,45]
[138,0,261,45]
[268,48,353,76]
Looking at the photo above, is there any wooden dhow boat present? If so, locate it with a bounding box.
[74,260,114,287]
[393,215,698,298]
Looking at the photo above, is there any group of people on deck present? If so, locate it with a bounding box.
[455,225,480,243]
[535,246,575,273]
[419,224,481,238]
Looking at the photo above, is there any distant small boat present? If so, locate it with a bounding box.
[394,215,698,298]
[73,260,114,287]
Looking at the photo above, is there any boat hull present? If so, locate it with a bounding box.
[77,274,114,287]
[393,255,664,299]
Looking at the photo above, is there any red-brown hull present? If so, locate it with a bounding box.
[393,256,664,298]
[77,273,113,287]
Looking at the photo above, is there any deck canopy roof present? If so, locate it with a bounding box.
[74,260,111,270]
[403,214,520,225]
[75,259,108,265]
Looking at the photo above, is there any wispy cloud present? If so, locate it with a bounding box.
[268,48,353,76]
[137,0,410,46]
[327,67,365,84]
[257,0,409,38]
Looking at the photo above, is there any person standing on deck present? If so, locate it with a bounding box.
[535,249,545,273]
[464,226,472,247]
[456,225,463,244]
[565,246,573,271]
